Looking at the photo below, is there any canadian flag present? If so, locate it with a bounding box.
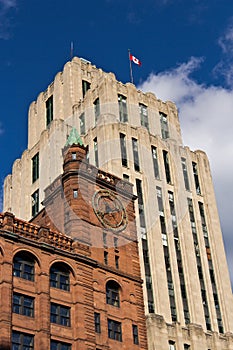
[130,54,142,66]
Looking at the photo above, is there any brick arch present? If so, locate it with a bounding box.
[105,277,122,290]
[49,259,76,279]
[12,248,41,268]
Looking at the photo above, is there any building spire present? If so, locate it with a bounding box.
[65,127,83,147]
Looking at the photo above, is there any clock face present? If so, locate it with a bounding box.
[92,190,127,231]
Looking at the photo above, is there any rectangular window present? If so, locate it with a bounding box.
[50,303,70,327]
[82,80,91,98]
[50,340,71,350]
[181,158,190,191]
[13,293,34,317]
[192,162,201,194]
[12,331,34,350]
[163,150,171,184]
[114,237,118,248]
[115,255,119,269]
[151,146,159,178]
[198,202,208,237]
[108,319,122,342]
[118,94,128,122]
[139,103,149,130]
[79,113,85,135]
[104,251,108,265]
[31,189,39,217]
[94,98,100,124]
[136,179,146,229]
[32,153,39,183]
[132,138,140,171]
[103,232,107,247]
[156,186,164,214]
[94,137,99,167]
[94,312,101,333]
[132,325,139,345]
[46,95,53,126]
[160,112,169,139]
[73,189,78,199]
[120,133,127,167]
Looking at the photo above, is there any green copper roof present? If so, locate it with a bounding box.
[65,127,83,147]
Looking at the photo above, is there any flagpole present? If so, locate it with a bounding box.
[128,49,134,84]
[70,41,74,60]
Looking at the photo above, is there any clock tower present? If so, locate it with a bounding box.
[30,133,148,349]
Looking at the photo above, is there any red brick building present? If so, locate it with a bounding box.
[0,143,147,350]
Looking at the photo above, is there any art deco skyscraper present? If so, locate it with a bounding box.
[4,56,233,349]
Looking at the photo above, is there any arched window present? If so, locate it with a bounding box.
[106,280,120,307]
[13,252,35,281]
[50,263,70,291]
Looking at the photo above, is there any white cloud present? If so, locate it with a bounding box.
[0,0,17,39]
[214,19,233,87]
[138,57,233,286]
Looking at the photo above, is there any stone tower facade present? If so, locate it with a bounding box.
[3,56,233,349]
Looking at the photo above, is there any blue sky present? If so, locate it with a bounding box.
[0,0,233,285]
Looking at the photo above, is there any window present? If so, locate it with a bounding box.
[13,253,35,281]
[163,151,171,184]
[139,103,149,130]
[118,94,128,122]
[132,325,139,345]
[94,312,101,333]
[12,331,34,350]
[106,281,120,307]
[73,189,78,199]
[71,152,76,160]
[108,319,122,341]
[79,113,85,135]
[136,179,146,229]
[32,153,39,183]
[50,263,70,291]
[192,162,201,194]
[103,232,107,247]
[181,158,190,190]
[13,293,34,317]
[120,133,127,167]
[94,98,100,124]
[50,303,70,327]
[160,112,169,139]
[151,146,159,179]
[123,174,129,181]
[104,251,108,265]
[82,80,91,98]
[184,345,190,350]
[156,186,164,214]
[31,189,39,217]
[114,237,118,248]
[169,341,176,350]
[198,202,208,237]
[50,340,71,350]
[115,255,119,269]
[132,138,140,171]
[46,95,53,126]
[94,137,99,167]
